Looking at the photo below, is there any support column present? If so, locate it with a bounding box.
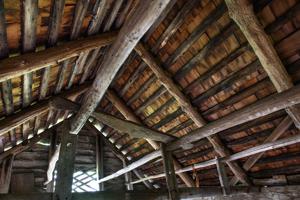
[216,157,230,195]
[54,120,78,200]
[123,160,133,191]
[0,155,14,193]
[96,134,104,191]
[46,130,58,192]
[161,144,178,200]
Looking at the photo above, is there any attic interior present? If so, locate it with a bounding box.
[0,0,300,199]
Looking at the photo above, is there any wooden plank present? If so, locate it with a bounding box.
[161,144,178,200]
[216,158,230,195]
[87,0,110,35]
[55,120,78,200]
[225,0,300,129]
[0,32,116,82]
[70,0,173,135]
[167,84,300,151]
[103,0,124,32]
[70,0,90,39]
[135,42,251,185]
[51,97,175,143]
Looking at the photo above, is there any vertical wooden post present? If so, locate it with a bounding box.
[46,130,58,192]
[54,120,78,200]
[216,158,230,196]
[161,144,178,200]
[123,159,133,191]
[0,155,14,193]
[96,134,104,191]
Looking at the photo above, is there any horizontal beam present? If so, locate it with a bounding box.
[0,82,90,137]
[167,84,300,151]
[131,133,300,184]
[0,32,116,82]
[51,97,175,143]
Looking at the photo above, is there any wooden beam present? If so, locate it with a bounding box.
[161,144,178,200]
[51,97,175,143]
[106,89,196,187]
[123,160,133,191]
[131,133,300,184]
[0,32,116,82]
[54,120,78,200]
[0,82,90,137]
[0,155,14,193]
[96,134,104,191]
[216,158,230,195]
[229,116,293,185]
[225,0,300,129]
[69,0,172,135]
[135,42,251,185]
[167,84,300,151]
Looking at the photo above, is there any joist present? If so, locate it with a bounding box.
[69,0,172,135]
[135,42,251,185]
[225,0,300,129]
[167,84,300,151]
[106,89,196,187]
[0,32,116,82]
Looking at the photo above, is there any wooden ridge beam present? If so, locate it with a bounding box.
[69,0,172,136]
[225,0,300,129]
[167,84,300,151]
[106,89,196,187]
[0,32,116,82]
[135,42,251,185]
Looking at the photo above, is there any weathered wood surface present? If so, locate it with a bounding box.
[96,134,104,191]
[0,32,116,82]
[161,144,178,200]
[216,158,230,195]
[70,0,172,135]
[229,116,293,185]
[167,84,300,151]
[225,0,300,129]
[0,155,14,193]
[106,90,195,187]
[135,42,251,185]
[54,120,78,200]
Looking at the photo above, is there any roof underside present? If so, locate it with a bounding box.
[0,0,300,188]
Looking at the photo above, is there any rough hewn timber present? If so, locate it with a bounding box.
[225,0,300,129]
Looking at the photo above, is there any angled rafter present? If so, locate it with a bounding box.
[225,0,300,129]
[135,42,251,185]
[69,0,173,135]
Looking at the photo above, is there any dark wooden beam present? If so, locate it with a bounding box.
[161,144,178,200]
[95,134,104,191]
[0,155,14,193]
[167,84,300,151]
[225,0,300,129]
[54,120,78,200]
[69,0,172,135]
[216,158,230,195]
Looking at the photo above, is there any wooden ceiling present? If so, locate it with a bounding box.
[0,0,300,190]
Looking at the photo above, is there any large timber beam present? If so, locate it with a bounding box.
[134,42,251,185]
[225,0,300,129]
[69,0,172,135]
[51,97,175,143]
[106,89,196,187]
[0,32,116,82]
[167,84,300,151]
[131,133,300,184]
